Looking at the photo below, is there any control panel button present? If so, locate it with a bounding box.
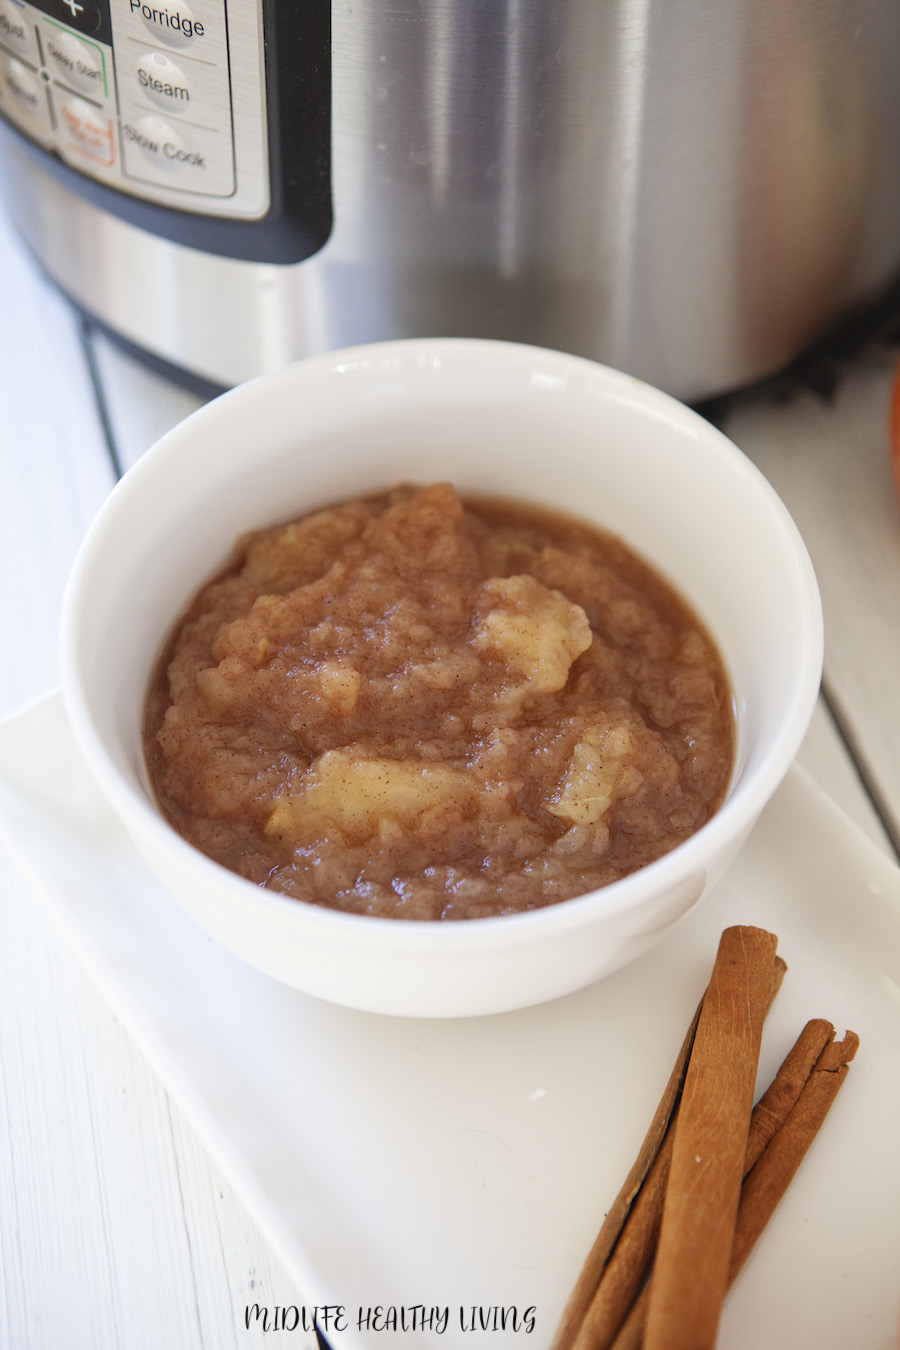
[39,0,103,38]
[58,92,114,160]
[2,53,47,123]
[125,112,189,170]
[132,0,203,50]
[0,1,38,61]
[0,0,267,214]
[43,24,106,95]
[136,50,189,113]
[121,108,233,192]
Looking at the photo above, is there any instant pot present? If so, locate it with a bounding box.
[2,0,900,401]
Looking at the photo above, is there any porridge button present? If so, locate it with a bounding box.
[136,51,190,113]
[131,0,204,49]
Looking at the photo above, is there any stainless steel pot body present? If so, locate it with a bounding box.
[4,0,900,400]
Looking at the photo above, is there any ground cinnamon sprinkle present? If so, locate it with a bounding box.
[552,926,859,1350]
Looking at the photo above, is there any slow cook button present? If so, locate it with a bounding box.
[131,0,203,50]
[44,27,106,96]
[136,51,190,114]
[59,94,114,161]
[124,114,207,172]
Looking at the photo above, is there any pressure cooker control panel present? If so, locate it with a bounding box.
[0,0,270,217]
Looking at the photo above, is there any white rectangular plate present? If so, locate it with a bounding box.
[1,693,898,1350]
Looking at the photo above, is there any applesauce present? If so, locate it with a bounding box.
[144,483,734,919]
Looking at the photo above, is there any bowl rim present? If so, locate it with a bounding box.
[59,336,825,951]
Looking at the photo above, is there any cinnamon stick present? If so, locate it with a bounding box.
[743,1018,835,1171]
[607,1022,858,1350]
[552,922,860,1350]
[728,1028,859,1280]
[548,1001,703,1350]
[567,1126,675,1350]
[553,939,785,1350]
[560,955,787,1350]
[642,925,779,1350]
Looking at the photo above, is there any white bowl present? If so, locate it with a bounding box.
[60,339,822,1018]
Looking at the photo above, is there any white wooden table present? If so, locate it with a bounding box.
[2,200,899,1350]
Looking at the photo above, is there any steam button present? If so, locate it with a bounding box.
[133,1,203,50]
[44,29,106,96]
[136,51,190,114]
